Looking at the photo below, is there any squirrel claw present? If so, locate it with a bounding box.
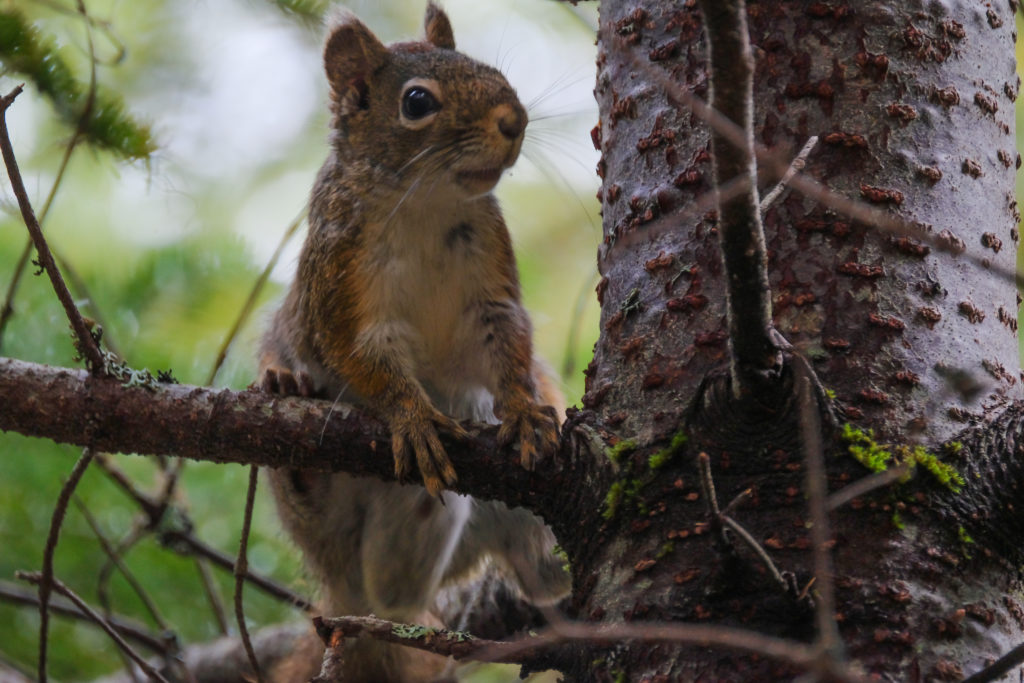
[498,403,560,471]
[390,410,459,496]
[260,366,316,397]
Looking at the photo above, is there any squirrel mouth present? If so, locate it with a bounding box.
[456,167,503,187]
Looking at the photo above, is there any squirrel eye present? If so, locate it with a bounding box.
[401,86,441,120]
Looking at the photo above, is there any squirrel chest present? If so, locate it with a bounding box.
[314,186,516,408]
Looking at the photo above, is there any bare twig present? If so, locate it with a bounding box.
[962,641,1024,683]
[721,487,752,517]
[760,136,818,212]
[234,466,265,683]
[311,621,347,683]
[826,465,912,512]
[206,207,306,387]
[17,571,172,683]
[0,0,101,353]
[37,447,95,683]
[698,454,787,591]
[163,528,313,612]
[0,87,105,374]
[91,453,312,611]
[794,357,843,659]
[696,0,778,397]
[195,553,231,635]
[697,452,724,536]
[0,580,167,654]
[720,515,786,589]
[74,497,171,631]
[316,614,866,682]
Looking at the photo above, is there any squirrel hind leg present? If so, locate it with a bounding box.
[449,500,571,606]
[359,488,472,618]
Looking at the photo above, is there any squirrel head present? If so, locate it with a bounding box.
[323,2,527,197]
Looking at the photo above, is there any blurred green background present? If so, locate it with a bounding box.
[0,0,600,679]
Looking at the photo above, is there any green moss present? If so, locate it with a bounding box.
[607,439,636,465]
[602,478,646,521]
[943,441,963,456]
[613,670,627,683]
[391,624,436,639]
[840,424,964,493]
[656,541,675,559]
[825,388,837,400]
[602,481,626,520]
[891,511,905,530]
[957,526,974,545]
[909,446,965,493]
[648,431,688,470]
[840,423,892,472]
[552,544,570,573]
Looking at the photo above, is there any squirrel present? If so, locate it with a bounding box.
[258,3,571,681]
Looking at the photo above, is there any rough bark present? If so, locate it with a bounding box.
[573,0,1024,679]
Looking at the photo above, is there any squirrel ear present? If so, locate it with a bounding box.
[324,12,388,110]
[424,1,456,50]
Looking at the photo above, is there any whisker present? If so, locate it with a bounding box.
[397,144,438,176]
[520,145,599,234]
[319,383,352,446]
[525,71,593,112]
[523,131,599,181]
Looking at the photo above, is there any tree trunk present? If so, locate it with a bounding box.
[564,0,1024,679]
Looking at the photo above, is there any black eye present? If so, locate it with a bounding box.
[402,86,440,119]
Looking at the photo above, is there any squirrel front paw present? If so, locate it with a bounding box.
[497,402,560,470]
[259,366,316,397]
[390,407,468,496]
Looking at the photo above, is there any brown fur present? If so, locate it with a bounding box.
[259,4,570,680]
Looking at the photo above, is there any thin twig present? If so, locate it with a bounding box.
[234,466,265,683]
[794,357,843,659]
[55,247,123,358]
[760,136,818,212]
[195,552,231,635]
[73,497,171,631]
[721,514,787,590]
[0,580,167,654]
[962,641,1024,683]
[721,487,752,517]
[0,130,84,351]
[0,87,106,373]
[92,453,312,610]
[0,0,100,352]
[826,465,912,512]
[206,207,306,387]
[37,447,95,683]
[699,455,787,591]
[316,615,866,682]
[162,528,313,611]
[697,452,728,546]
[17,571,171,683]
[91,522,148,683]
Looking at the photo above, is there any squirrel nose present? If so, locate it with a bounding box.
[495,104,526,140]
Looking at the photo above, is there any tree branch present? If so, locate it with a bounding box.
[0,357,570,513]
[695,0,778,398]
